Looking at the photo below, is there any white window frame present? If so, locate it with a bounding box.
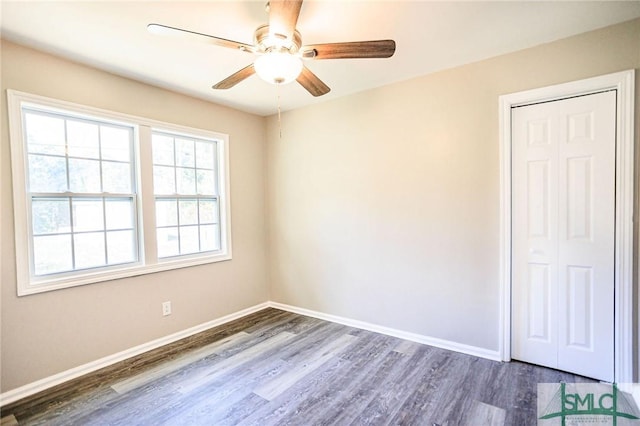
[21,106,141,278]
[8,90,232,296]
[151,129,224,259]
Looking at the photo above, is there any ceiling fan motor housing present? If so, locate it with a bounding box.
[254,24,301,53]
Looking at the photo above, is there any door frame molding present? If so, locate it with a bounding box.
[498,70,635,383]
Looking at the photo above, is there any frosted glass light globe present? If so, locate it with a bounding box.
[254,52,303,85]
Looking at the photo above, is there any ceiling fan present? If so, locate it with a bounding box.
[148,0,396,97]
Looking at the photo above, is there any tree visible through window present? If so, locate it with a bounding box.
[8,90,232,295]
[24,109,137,275]
[152,132,221,258]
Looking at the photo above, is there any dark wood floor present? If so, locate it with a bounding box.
[1,308,594,425]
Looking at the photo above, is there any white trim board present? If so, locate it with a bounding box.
[269,302,502,361]
[498,69,635,383]
[0,302,270,406]
[1,300,502,406]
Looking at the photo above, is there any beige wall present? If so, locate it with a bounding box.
[266,19,640,351]
[0,40,269,392]
[2,18,639,395]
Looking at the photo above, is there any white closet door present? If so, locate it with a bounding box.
[511,91,615,382]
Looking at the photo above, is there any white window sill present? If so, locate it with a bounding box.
[19,252,232,296]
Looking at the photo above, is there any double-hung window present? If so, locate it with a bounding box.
[152,132,221,257]
[25,109,138,276]
[8,90,231,295]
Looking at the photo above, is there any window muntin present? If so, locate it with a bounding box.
[8,90,232,296]
[31,196,137,275]
[152,132,221,258]
[23,108,138,277]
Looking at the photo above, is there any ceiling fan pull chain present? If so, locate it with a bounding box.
[277,85,282,140]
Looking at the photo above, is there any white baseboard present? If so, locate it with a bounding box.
[268,301,502,362]
[2,300,502,407]
[0,302,269,406]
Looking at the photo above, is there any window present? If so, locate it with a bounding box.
[152,132,221,258]
[8,90,231,295]
[25,109,138,276]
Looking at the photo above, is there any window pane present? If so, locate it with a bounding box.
[179,199,198,225]
[67,120,99,159]
[102,162,131,193]
[156,199,178,227]
[69,158,101,193]
[100,126,131,161]
[105,198,133,230]
[196,169,215,195]
[179,226,199,254]
[199,199,218,224]
[28,154,67,193]
[25,113,66,155]
[175,138,195,167]
[9,98,233,289]
[72,198,104,232]
[200,224,220,251]
[176,168,196,194]
[151,132,223,259]
[18,98,230,285]
[152,134,174,166]
[195,141,215,170]
[153,165,175,194]
[32,198,71,235]
[107,230,136,265]
[33,234,72,275]
[74,232,106,269]
[157,227,179,258]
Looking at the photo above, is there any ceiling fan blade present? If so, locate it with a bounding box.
[268,0,303,43]
[302,40,396,59]
[296,66,330,97]
[148,23,254,53]
[212,64,256,90]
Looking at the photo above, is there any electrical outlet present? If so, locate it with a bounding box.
[162,301,172,316]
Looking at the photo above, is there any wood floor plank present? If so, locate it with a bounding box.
[392,339,421,355]
[0,415,18,426]
[248,332,402,425]
[153,317,332,424]
[176,331,297,395]
[346,346,441,425]
[387,347,463,424]
[148,356,290,425]
[74,329,287,424]
[237,355,350,426]
[111,331,251,394]
[416,353,491,425]
[462,401,506,426]
[0,308,284,420]
[279,322,351,363]
[185,392,269,426]
[235,332,389,426]
[254,333,357,401]
[297,349,409,425]
[1,308,605,426]
[16,385,119,426]
[427,355,499,425]
[238,310,304,338]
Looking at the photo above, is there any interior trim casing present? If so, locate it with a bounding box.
[498,69,635,385]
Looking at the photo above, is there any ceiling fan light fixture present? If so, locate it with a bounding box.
[150,0,395,96]
[254,51,303,85]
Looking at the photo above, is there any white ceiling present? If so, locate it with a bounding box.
[2,1,640,116]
